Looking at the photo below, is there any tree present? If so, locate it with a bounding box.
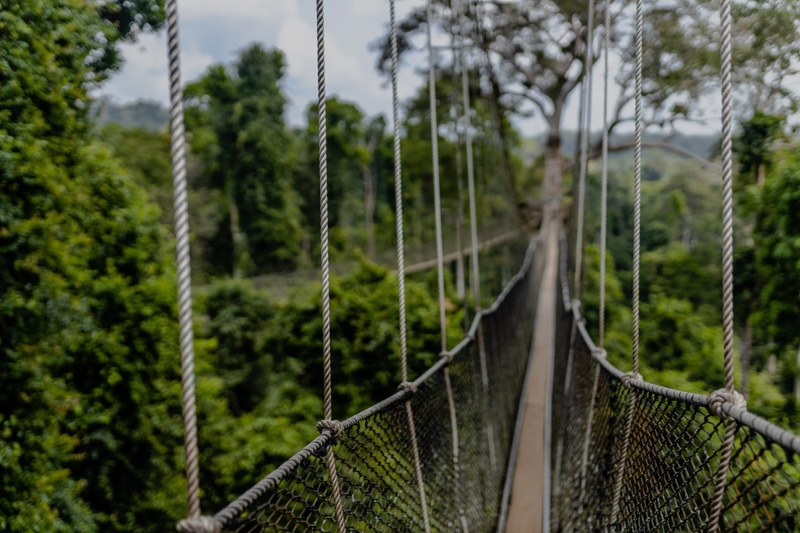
[185,45,302,276]
[749,148,800,421]
[379,0,800,211]
[1,1,186,529]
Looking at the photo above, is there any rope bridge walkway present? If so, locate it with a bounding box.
[180,232,545,532]
[551,234,800,532]
[156,0,800,529]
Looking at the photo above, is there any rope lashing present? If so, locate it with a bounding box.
[164,0,201,519]
[391,1,431,531]
[574,0,596,296]
[315,1,347,530]
[708,389,747,420]
[611,0,643,523]
[398,381,418,394]
[620,371,643,389]
[708,0,741,528]
[427,2,464,529]
[177,516,221,533]
[316,419,345,441]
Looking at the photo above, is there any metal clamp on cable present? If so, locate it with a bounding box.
[398,381,418,394]
[709,389,747,420]
[177,516,221,533]
[317,419,345,441]
[620,371,642,389]
[592,347,607,360]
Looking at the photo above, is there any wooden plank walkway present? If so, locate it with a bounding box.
[505,220,558,533]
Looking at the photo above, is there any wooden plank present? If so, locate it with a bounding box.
[505,221,558,533]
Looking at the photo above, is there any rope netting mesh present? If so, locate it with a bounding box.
[180,235,544,532]
[551,236,800,532]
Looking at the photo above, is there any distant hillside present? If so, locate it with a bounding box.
[92,98,169,131]
[517,131,718,164]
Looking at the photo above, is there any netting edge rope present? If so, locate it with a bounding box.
[196,234,541,530]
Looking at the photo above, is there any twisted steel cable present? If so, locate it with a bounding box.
[631,0,643,379]
[708,0,739,529]
[165,0,200,519]
[427,3,462,530]
[390,2,431,531]
[390,0,409,385]
[580,3,611,506]
[457,0,496,474]
[315,1,346,529]
[574,0,595,296]
[427,1,448,354]
[611,0,643,523]
[599,0,610,350]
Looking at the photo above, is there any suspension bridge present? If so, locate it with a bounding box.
[160,0,800,531]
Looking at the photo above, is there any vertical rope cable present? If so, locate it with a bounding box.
[458,0,496,474]
[316,1,346,530]
[599,2,610,350]
[427,3,463,530]
[390,0,409,389]
[574,0,595,296]
[611,0,643,524]
[630,0,643,380]
[427,1,448,352]
[580,0,611,512]
[165,0,200,519]
[708,0,738,529]
[390,2,431,531]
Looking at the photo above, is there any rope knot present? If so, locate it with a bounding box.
[316,419,345,440]
[177,516,221,533]
[620,371,642,389]
[398,381,418,394]
[709,389,747,419]
[592,347,607,360]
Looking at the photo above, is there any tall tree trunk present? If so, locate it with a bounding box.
[363,165,376,261]
[543,127,564,214]
[362,132,378,262]
[740,316,752,400]
[227,184,245,278]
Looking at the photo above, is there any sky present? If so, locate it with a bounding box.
[98,0,598,137]
[98,0,742,138]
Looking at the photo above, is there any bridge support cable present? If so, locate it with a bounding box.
[315,2,348,530]
[455,0,497,477]
[426,2,464,530]
[579,0,611,513]
[390,0,432,531]
[707,0,747,529]
[610,0,644,523]
[573,0,595,299]
[162,0,202,524]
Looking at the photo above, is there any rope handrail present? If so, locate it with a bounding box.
[180,231,543,532]
[552,235,800,531]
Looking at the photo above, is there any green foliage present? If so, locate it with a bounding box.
[735,112,786,185]
[185,45,302,275]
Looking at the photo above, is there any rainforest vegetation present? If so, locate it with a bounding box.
[2,0,800,530]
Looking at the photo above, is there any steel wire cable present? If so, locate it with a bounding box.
[315,1,347,529]
[164,0,201,520]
